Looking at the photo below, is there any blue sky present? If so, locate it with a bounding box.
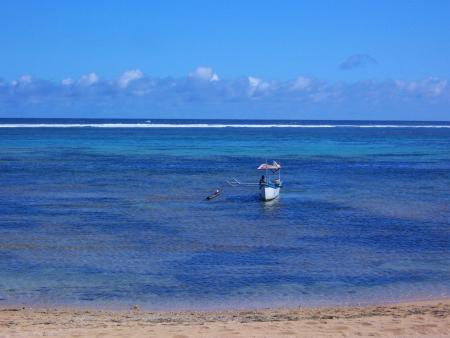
[1,0,450,120]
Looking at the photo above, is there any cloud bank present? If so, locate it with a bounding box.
[1,66,449,120]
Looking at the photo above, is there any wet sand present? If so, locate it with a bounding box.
[1,299,449,337]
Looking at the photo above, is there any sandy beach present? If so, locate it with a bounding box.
[0,299,449,337]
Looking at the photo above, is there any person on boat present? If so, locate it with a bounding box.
[259,175,266,184]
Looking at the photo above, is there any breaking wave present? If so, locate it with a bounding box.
[0,123,449,128]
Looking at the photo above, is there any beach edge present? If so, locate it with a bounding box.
[1,298,449,337]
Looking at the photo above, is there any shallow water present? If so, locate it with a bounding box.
[0,119,449,310]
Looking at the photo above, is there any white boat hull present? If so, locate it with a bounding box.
[260,185,280,201]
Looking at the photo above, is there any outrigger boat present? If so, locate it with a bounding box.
[257,161,282,201]
[228,161,282,201]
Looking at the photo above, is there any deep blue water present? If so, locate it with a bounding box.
[0,119,449,310]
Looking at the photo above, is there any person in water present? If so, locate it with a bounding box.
[259,175,266,184]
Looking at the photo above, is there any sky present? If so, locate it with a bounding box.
[1,0,450,120]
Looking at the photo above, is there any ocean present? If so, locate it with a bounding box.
[0,119,449,310]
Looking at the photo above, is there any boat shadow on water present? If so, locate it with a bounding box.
[260,197,281,211]
[220,193,283,215]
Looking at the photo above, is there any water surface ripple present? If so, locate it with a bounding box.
[0,119,449,310]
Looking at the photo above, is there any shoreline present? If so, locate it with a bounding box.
[1,298,449,337]
[1,293,449,312]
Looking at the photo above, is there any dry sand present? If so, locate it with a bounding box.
[1,299,449,337]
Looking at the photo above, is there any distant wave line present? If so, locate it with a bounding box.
[0,123,449,128]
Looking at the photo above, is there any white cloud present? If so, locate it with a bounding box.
[2,71,449,121]
[118,69,144,88]
[11,75,32,86]
[189,66,219,82]
[248,76,270,96]
[248,76,260,88]
[395,78,448,97]
[62,78,74,85]
[19,75,32,83]
[78,72,99,86]
[428,79,447,96]
[291,76,312,90]
[395,80,418,92]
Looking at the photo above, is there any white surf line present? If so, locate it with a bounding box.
[0,123,449,128]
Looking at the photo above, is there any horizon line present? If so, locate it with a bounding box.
[0,117,449,123]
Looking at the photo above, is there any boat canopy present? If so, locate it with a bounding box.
[257,161,281,170]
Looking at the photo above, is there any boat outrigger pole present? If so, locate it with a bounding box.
[227,160,283,201]
[227,177,259,187]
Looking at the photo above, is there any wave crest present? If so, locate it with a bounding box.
[0,123,449,128]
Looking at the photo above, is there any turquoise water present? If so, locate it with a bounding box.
[0,119,449,310]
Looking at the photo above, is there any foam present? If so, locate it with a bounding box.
[0,123,449,128]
